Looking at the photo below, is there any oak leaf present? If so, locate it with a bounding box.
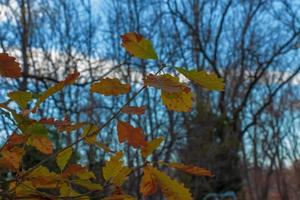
[121,32,157,60]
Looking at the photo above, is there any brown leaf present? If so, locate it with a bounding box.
[121,106,146,115]
[117,121,146,148]
[90,78,130,96]
[0,53,22,78]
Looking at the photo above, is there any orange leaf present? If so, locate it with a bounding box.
[144,74,189,93]
[90,78,130,96]
[121,106,146,115]
[121,32,157,60]
[62,164,96,179]
[27,136,53,155]
[0,53,22,78]
[140,166,158,196]
[117,121,146,148]
[1,133,26,151]
[0,147,24,171]
[159,162,213,177]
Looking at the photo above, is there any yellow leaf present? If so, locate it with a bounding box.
[72,179,103,191]
[60,182,89,199]
[81,124,99,144]
[102,152,132,186]
[176,68,224,91]
[121,32,157,60]
[141,137,164,158]
[159,162,213,177]
[27,135,53,155]
[140,166,158,196]
[32,71,80,112]
[103,194,136,200]
[161,89,194,112]
[56,147,73,171]
[147,166,192,200]
[90,78,130,96]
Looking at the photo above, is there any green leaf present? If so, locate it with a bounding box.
[26,123,48,136]
[121,32,158,60]
[176,67,224,91]
[8,91,34,109]
[56,147,73,171]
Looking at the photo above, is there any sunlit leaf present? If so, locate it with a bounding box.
[141,137,164,158]
[90,78,130,96]
[121,105,146,115]
[56,147,73,171]
[121,32,158,60]
[32,71,80,112]
[159,162,213,177]
[146,165,192,200]
[117,121,146,148]
[0,53,22,78]
[103,152,132,186]
[176,67,224,91]
[140,166,158,196]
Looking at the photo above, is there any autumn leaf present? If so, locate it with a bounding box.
[144,74,189,93]
[176,67,224,91]
[103,194,136,200]
[0,53,22,78]
[39,118,84,132]
[60,182,89,199]
[121,32,158,60]
[117,121,146,148]
[72,179,103,191]
[161,89,194,112]
[26,123,48,136]
[26,166,61,188]
[90,78,130,96]
[102,152,132,186]
[121,105,146,115]
[159,162,213,177]
[141,137,164,158]
[140,166,158,196]
[62,164,96,180]
[32,71,80,112]
[81,124,99,144]
[27,135,53,155]
[1,133,26,151]
[146,166,192,200]
[56,147,73,171]
[8,91,34,110]
[0,147,24,171]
